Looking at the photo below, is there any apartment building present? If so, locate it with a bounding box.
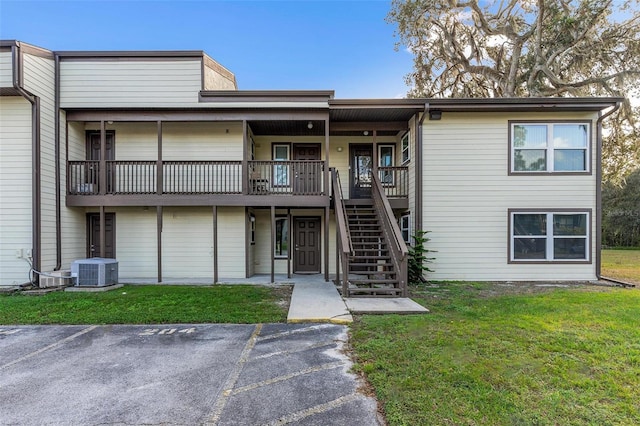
[0,41,621,296]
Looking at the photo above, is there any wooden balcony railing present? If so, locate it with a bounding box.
[378,166,408,198]
[67,160,326,196]
[248,160,324,195]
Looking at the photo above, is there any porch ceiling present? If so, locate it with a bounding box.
[248,120,326,136]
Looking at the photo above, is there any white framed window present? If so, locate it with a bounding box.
[401,132,410,164]
[510,122,590,173]
[275,216,289,258]
[378,144,395,185]
[272,144,290,186]
[400,212,411,244]
[509,210,590,262]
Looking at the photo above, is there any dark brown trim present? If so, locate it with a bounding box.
[324,206,330,282]
[271,206,276,283]
[595,102,622,278]
[157,206,162,282]
[57,50,205,58]
[99,206,106,257]
[416,106,427,232]
[0,88,21,95]
[66,109,330,122]
[330,122,408,132]
[426,97,623,112]
[156,121,163,194]
[66,194,331,208]
[507,208,593,265]
[54,53,61,270]
[213,205,218,284]
[242,120,248,194]
[329,99,426,108]
[507,120,593,175]
[287,208,292,279]
[324,116,330,214]
[200,90,334,103]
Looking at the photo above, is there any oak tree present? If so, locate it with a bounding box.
[387,0,640,181]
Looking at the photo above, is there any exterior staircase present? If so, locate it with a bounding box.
[343,201,402,297]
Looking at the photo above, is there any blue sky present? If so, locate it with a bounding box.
[0,0,413,98]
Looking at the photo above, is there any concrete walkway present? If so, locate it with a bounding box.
[286,276,429,323]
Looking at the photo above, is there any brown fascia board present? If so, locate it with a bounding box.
[329,99,426,109]
[199,90,335,103]
[426,97,625,112]
[56,50,205,59]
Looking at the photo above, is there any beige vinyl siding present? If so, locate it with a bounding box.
[22,53,57,272]
[162,122,243,160]
[162,207,213,279]
[113,208,157,279]
[0,51,13,87]
[217,207,246,278]
[406,119,417,234]
[85,122,159,160]
[422,111,597,281]
[59,60,202,108]
[0,97,32,285]
[60,121,87,267]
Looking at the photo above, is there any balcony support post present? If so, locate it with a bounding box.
[99,121,106,195]
[242,120,248,195]
[270,205,275,284]
[99,205,106,257]
[287,208,291,279]
[372,130,378,180]
[157,206,162,282]
[324,117,330,196]
[213,205,218,284]
[156,121,163,195]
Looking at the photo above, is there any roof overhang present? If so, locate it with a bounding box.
[425,97,624,113]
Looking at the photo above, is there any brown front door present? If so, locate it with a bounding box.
[293,144,321,194]
[87,213,116,258]
[294,217,321,273]
[350,144,373,199]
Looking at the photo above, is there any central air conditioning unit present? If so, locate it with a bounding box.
[71,258,118,287]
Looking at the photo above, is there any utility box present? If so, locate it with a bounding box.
[71,258,118,287]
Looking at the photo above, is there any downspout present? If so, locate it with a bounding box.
[12,43,41,281]
[54,53,61,270]
[595,100,621,280]
[415,102,429,232]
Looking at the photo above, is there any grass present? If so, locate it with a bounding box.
[351,283,640,425]
[602,248,640,284]
[0,285,290,325]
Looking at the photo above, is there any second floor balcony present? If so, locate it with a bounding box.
[66,160,408,207]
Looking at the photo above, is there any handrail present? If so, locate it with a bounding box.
[371,172,409,296]
[331,168,353,295]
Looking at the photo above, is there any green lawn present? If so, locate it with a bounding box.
[0,285,290,325]
[351,283,640,425]
[602,249,640,285]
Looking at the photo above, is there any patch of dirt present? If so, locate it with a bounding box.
[410,280,627,299]
[272,285,293,310]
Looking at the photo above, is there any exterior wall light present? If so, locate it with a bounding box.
[307,121,313,129]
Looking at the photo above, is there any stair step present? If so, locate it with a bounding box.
[350,279,400,285]
[349,262,394,267]
[351,256,391,260]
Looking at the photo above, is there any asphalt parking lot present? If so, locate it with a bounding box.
[0,323,382,425]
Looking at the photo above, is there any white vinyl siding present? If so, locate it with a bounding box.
[60,60,202,108]
[22,53,57,272]
[0,98,32,285]
[422,112,597,281]
[0,51,13,87]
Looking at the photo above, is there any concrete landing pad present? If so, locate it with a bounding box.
[344,297,429,314]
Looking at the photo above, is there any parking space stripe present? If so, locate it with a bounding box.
[229,361,345,396]
[207,323,263,425]
[263,393,361,426]
[0,326,98,371]
[251,341,336,360]
[257,324,336,341]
